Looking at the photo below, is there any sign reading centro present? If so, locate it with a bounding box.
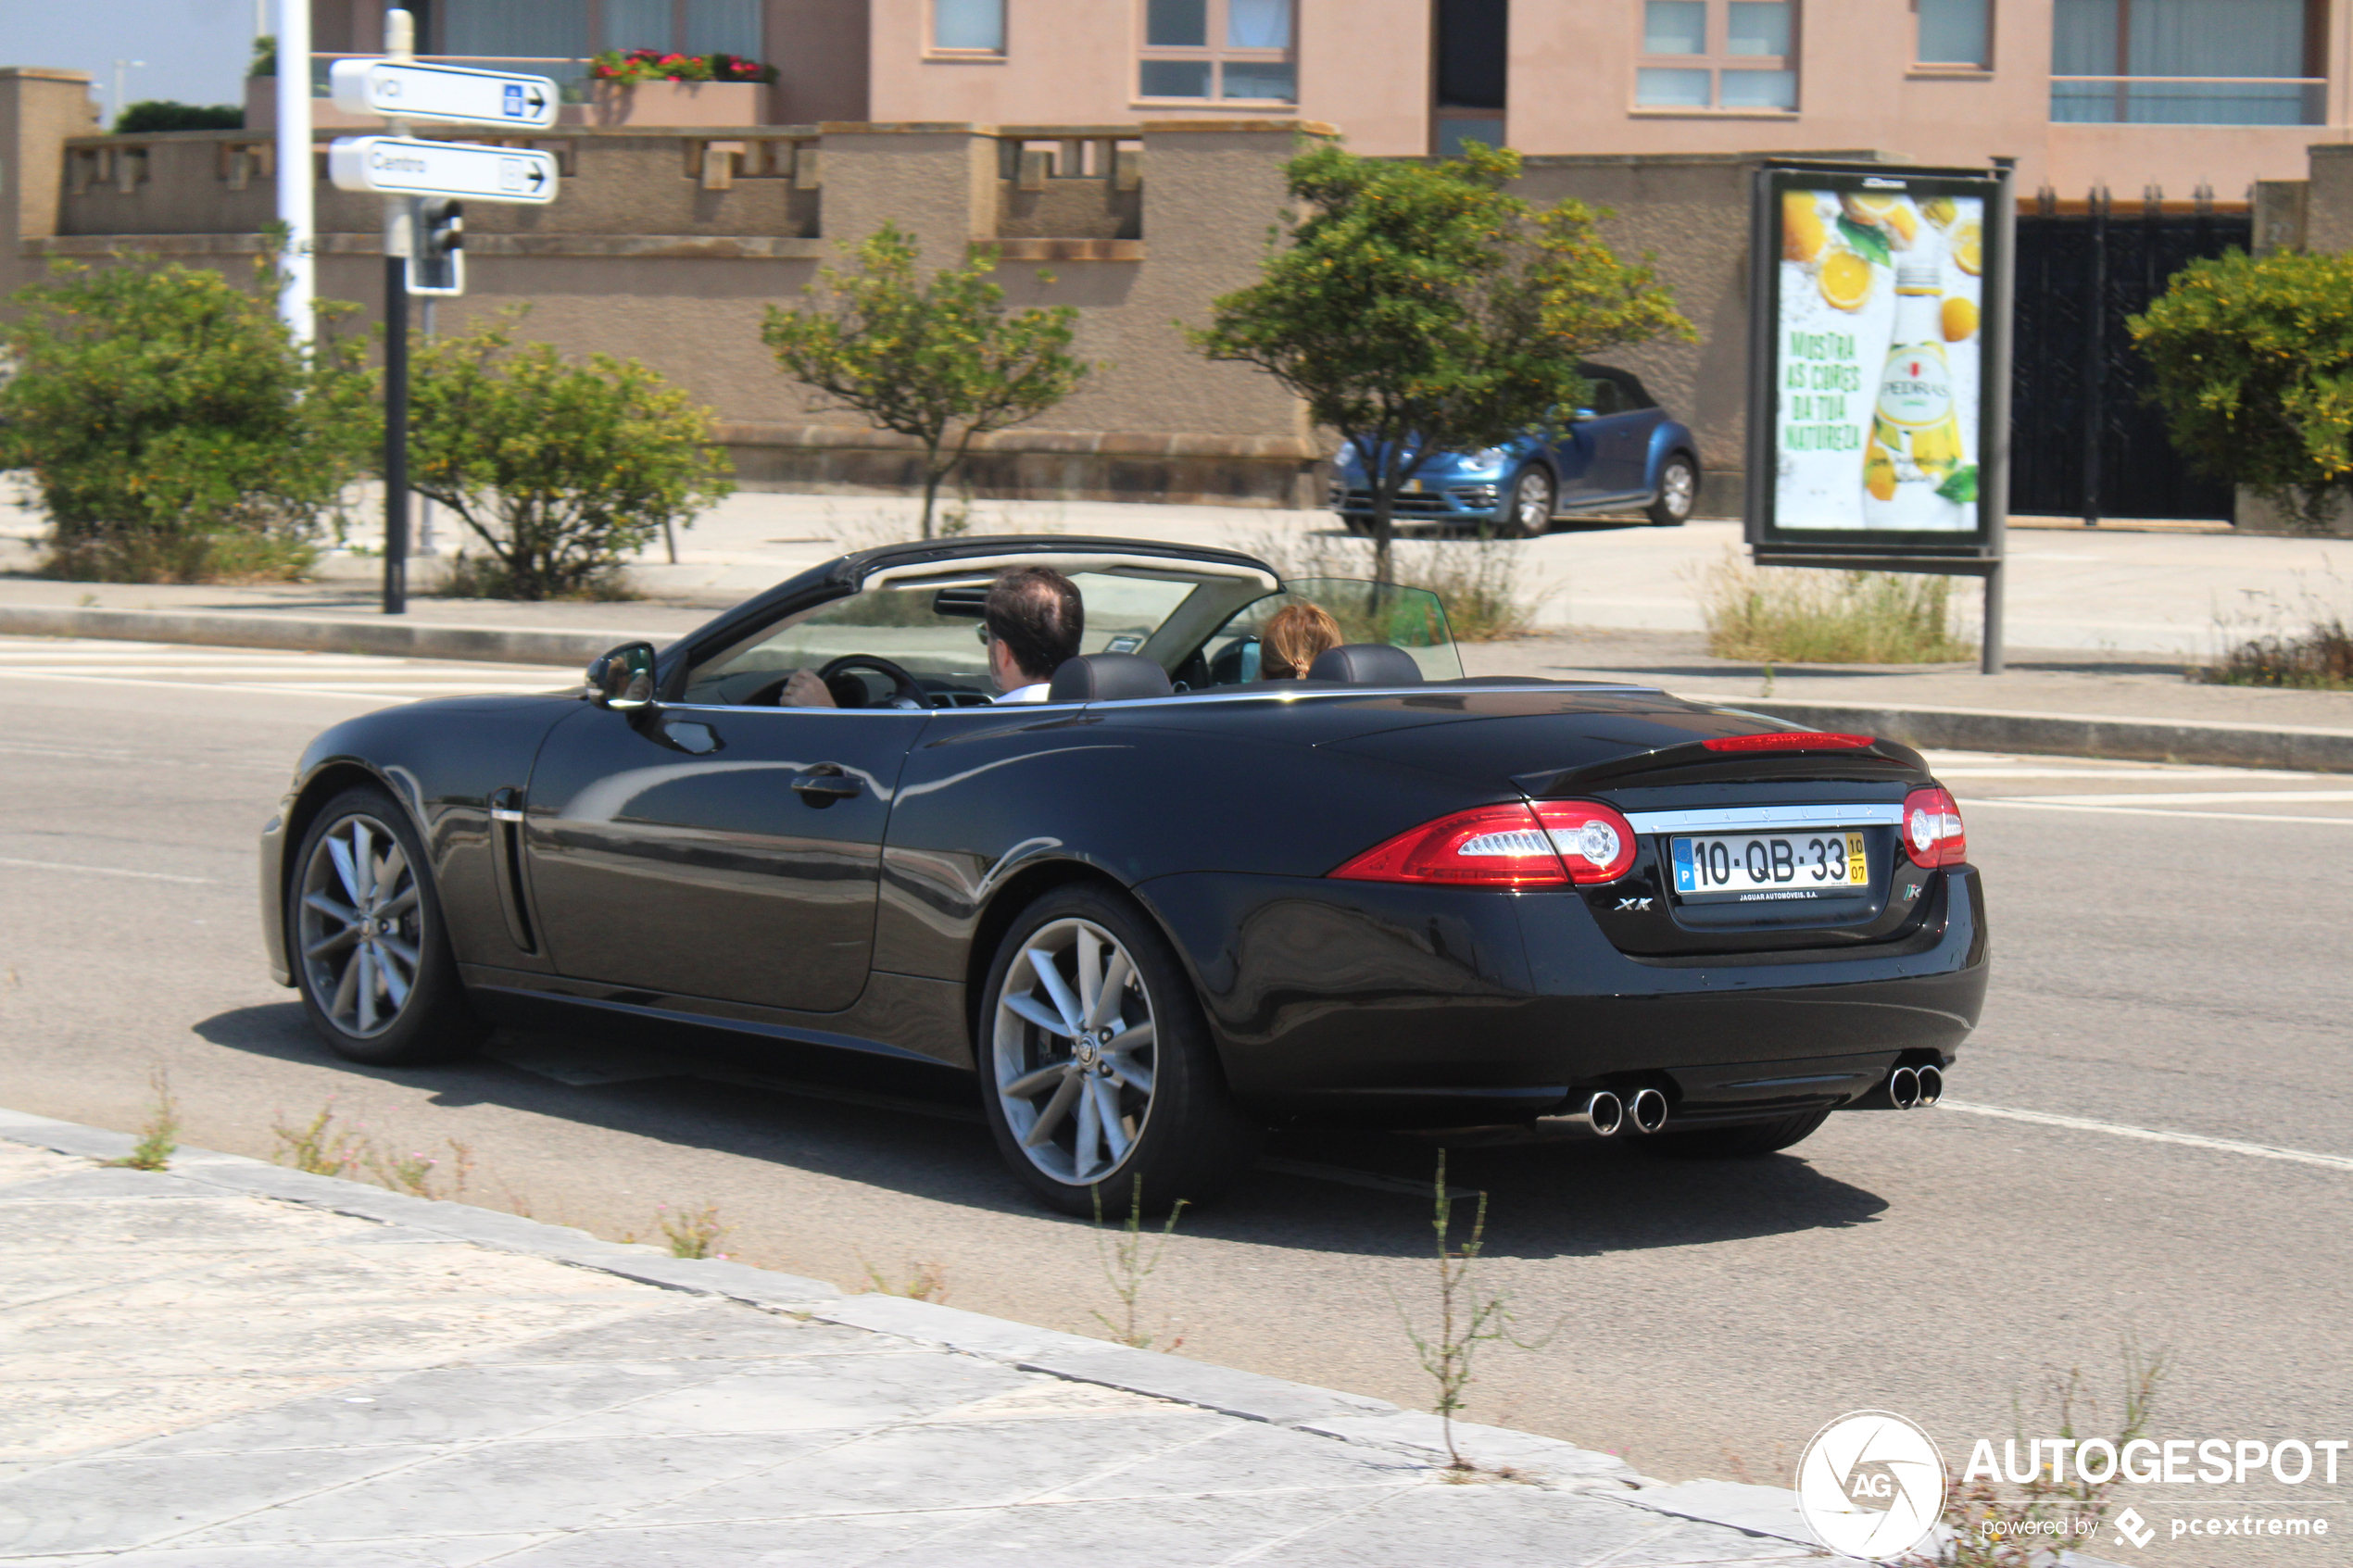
[327,136,560,205]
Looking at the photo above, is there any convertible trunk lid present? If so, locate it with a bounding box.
[1322,700,1946,958]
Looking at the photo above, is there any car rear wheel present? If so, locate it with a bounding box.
[1646,454,1698,526]
[1495,466,1554,538]
[978,885,1263,1216]
[290,785,485,1067]
[1637,1107,1831,1159]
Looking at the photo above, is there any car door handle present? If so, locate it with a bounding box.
[790,765,861,805]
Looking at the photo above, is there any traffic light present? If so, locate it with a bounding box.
[407,197,464,295]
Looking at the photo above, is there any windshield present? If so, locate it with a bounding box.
[685,569,1232,708]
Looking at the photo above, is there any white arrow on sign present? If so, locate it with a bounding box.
[329,58,559,129]
[328,136,560,205]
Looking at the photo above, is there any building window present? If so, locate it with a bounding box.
[2051,0,2321,124]
[1138,0,1297,103]
[1635,0,1796,111]
[935,0,1007,53]
[1916,0,1990,67]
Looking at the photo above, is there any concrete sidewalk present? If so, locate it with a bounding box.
[0,1109,1837,1567]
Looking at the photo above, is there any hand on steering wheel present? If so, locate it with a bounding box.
[812,654,930,709]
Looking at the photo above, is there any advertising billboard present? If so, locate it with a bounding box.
[1749,165,2006,554]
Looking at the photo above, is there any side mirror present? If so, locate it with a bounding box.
[585,642,657,711]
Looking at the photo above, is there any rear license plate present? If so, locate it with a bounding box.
[1671,831,1868,901]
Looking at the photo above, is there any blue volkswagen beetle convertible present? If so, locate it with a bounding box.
[1329,363,1702,536]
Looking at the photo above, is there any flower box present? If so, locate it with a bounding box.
[589,79,768,127]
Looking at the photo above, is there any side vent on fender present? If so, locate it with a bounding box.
[488,786,539,955]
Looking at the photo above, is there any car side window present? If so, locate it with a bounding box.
[1580,377,1624,417]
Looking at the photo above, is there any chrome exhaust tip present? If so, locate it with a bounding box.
[1628,1086,1669,1135]
[1888,1066,1920,1110]
[1913,1064,1944,1108]
[1583,1090,1625,1138]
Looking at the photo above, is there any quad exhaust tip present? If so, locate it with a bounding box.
[1628,1086,1669,1135]
[1584,1090,1625,1137]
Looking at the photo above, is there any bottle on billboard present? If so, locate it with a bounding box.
[1861,260,1966,527]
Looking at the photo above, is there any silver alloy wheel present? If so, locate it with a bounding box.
[1656,458,1695,521]
[1513,469,1554,533]
[296,812,422,1038]
[991,917,1157,1186]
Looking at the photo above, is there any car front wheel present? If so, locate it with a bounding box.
[1495,466,1554,538]
[978,885,1263,1216]
[289,785,485,1067]
[1646,454,1698,526]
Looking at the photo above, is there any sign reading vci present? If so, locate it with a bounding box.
[1745,164,2006,554]
[328,136,559,204]
[328,59,559,129]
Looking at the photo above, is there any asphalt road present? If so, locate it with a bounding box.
[3,640,2348,1566]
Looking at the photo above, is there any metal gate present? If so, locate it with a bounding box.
[2009,189,2250,523]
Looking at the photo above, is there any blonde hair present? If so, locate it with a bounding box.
[1261,601,1341,680]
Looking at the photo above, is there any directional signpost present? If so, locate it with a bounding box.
[327,7,563,615]
[329,58,559,128]
[327,137,559,204]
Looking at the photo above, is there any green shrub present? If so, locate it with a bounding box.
[409,319,735,600]
[1701,552,1973,663]
[2130,248,2353,533]
[115,101,244,133]
[0,251,373,583]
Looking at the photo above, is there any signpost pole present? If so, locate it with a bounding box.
[381,6,415,617]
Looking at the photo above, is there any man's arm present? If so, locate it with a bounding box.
[779,669,837,707]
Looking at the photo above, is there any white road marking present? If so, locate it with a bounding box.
[1939,1099,2353,1173]
[0,635,568,701]
[1975,788,2353,807]
[0,856,213,884]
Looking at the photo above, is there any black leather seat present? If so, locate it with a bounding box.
[1307,643,1425,685]
[1047,651,1176,702]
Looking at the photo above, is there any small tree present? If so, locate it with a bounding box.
[2132,248,2353,533]
[762,223,1090,539]
[408,319,735,600]
[1190,141,1691,581]
[0,249,373,583]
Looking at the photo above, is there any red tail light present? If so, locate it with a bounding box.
[1703,731,1875,753]
[1902,785,1967,867]
[1331,800,1636,886]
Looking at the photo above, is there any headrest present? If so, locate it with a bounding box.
[1048,651,1175,703]
[1307,643,1425,685]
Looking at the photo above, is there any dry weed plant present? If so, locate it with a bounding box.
[107,1067,180,1172]
[269,1098,471,1200]
[1697,549,1974,664]
[655,1200,731,1260]
[859,1255,951,1301]
[2196,570,2353,689]
[1227,521,1545,642]
[1090,1176,1187,1350]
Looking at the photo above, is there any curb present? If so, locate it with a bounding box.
[0,1110,1765,1521]
[1704,696,2353,775]
[0,604,661,671]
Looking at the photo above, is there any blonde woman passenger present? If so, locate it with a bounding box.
[1259,601,1341,681]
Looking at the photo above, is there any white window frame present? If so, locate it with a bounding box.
[1137,0,1298,106]
[1633,0,1800,115]
[930,0,1009,56]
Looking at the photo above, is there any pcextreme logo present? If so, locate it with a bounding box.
[1796,1410,1948,1561]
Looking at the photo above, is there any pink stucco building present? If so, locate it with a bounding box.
[306,0,2353,197]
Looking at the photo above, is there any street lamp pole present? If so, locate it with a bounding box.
[110,60,145,126]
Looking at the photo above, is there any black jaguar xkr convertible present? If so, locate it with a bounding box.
[260,535,1987,1212]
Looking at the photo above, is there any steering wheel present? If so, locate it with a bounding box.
[746,653,932,709]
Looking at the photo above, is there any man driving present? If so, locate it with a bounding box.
[780,565,1084,707]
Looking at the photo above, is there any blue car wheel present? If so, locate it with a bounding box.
[1647,453,1698,526]
[1498,465,1554,538]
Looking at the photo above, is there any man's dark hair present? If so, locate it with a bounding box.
[984,566,1083,683]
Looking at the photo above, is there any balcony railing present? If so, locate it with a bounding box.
[2050,75,2324,126]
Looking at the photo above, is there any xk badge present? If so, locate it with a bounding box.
[1616,897,1654,911]
[1796,1410,1947,1561]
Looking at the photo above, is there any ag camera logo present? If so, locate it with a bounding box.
[1797,1410,1948,1560]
